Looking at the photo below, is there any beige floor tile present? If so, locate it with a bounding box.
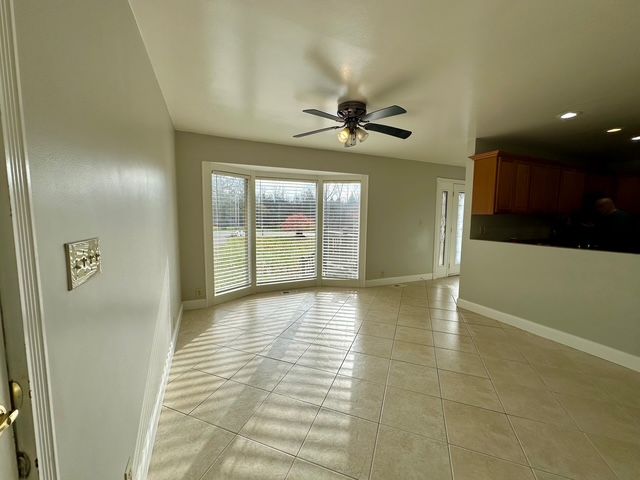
[163,369,226,414]
[259,338,309,363]
[474,336,527,362]
[148,407,234,480]
[387,360,440,397]
[588,432,640,480]
[397,314,431,330]
[280,322,324,342]
[297,344,348,373]
[325,318,362,334]
[299,408,377,479]
[190,380,269,432]
[450,446,535,480]
[484,357,547,389]
[555,393,640,443]
[338,351,390,384]
[239,393,319,455]
[430,301,457,311]
[510,416,617,480]
[224,332,278,353]
[443,400,527,464]
[435,348,487,377]
[350,334,393,358]
[431,318,469,335]
[534,365,611,400]
[394,325,434,346]
[357,321,396,339]
[274,364,336,405]
[323,375,385,421]
[230,355,293,391]
[313,329,356,350]
[371,425,451,480]
[495,383,575,426]
[461,312,501,327]
[285,459,351,479]
[429,308,461,321]
[365,310,398,325]
[391,340,436,367]
[194,346,255,378]
[433,331,477,353]
[202,435,294,480]
[591,374,640,408]
[439,369,503,411]
[398,304,428,317]
[168,340,220,382]
[381,386,446,441]
[533,471,572,480]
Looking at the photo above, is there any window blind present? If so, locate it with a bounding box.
[322,182,361,280]
[255,179,317,285]
[212,173,250,295]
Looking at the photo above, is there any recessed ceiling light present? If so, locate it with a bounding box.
[632,135,640,141]
[606,128,622,133]
[559,111,580,120]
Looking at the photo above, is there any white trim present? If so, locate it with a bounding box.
[365,273,433,287]
[132,305,183,480]
[457,298,640,372]
[182,299,207,311]
[0,1,60,478]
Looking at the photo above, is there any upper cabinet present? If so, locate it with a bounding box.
[470,150,638,216]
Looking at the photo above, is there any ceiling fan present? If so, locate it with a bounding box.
[293,101,412,147]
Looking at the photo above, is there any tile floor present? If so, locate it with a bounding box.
[148,278,640,480]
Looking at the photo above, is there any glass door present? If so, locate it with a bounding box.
[433,179,466,278]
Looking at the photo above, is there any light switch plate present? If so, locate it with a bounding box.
[64,237,101,290]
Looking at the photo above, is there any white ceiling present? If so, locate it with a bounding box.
[130,0,640,166]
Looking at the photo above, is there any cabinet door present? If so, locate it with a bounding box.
[529,164,561,213]
[513,162,531,212]
[471,155,498,214]
[586,174,615,198]
[557,169,585,214]
[616,176,640,214]
[495,158,516,213]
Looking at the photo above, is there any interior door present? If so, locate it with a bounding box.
[433,179,465,278]
[0,307,19,480]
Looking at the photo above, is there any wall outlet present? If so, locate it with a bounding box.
[195,288,203,298]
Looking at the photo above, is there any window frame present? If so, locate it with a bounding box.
[202,162,368,305]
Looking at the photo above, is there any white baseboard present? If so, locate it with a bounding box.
[365,273,433,288]
[133,304,183,480]
[457,298,640,372]
[182,298,207,310]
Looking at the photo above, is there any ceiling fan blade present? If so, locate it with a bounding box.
[361,105,407,122]
[364,123,412,139]
[302,109,341,122]
[293,125,340,138]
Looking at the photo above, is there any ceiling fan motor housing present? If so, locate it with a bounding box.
[338,101,367,125]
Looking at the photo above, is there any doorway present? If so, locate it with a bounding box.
[433,178,466,278]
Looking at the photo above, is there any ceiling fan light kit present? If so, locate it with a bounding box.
[294,100,412,147]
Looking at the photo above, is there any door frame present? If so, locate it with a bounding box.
[0,0,59,478]
[432,178,466,279]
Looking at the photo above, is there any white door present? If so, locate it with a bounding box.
[433,179,466,278]
[0,307,19,480]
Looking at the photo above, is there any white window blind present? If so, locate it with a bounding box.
[322,182,361,279]
[212,173,250,295]
[255,178,317,285]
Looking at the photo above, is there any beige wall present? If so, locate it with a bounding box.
[14,1,180,479]
[175,132,465,300]
[459,159,640,357]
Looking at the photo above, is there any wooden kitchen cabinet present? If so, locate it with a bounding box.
[471,150,533,214]
[528,164,561,213]
[557,169,586,214]
[616,176,640,214]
